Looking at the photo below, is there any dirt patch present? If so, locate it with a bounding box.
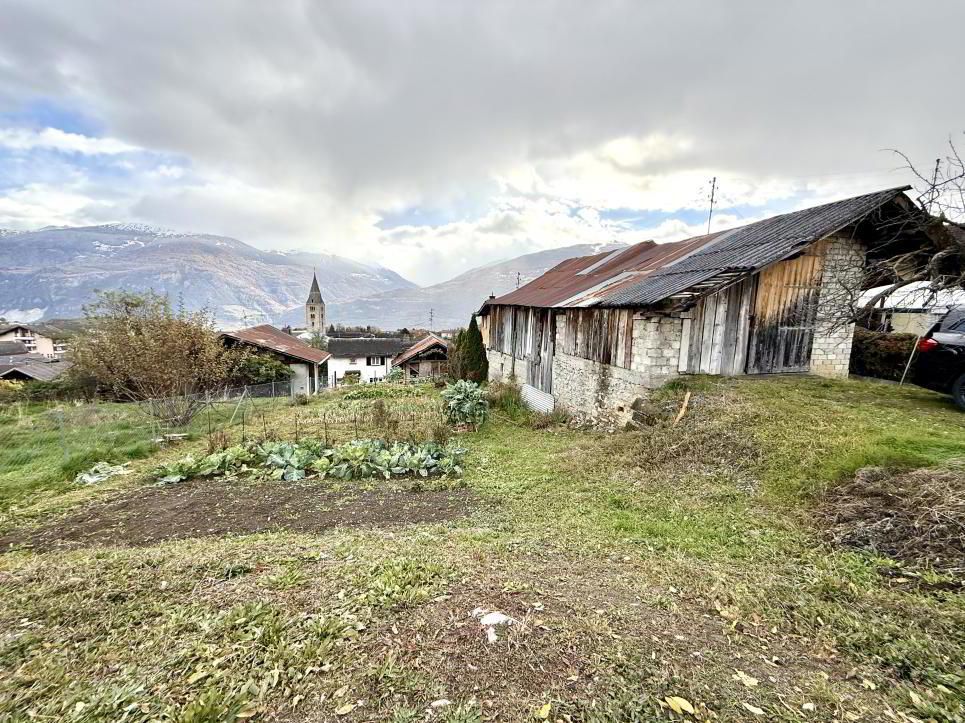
[819,465,965,575]
[0,479,480,552]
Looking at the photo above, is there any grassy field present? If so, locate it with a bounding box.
[0,377,963,721]
[0,395,295,514]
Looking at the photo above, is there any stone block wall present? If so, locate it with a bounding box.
[549,312,684,416]
[487,348,528,385]
[810,234,865,378]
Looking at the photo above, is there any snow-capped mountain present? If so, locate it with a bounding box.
[0,224,416,327]
[294,242,627,331]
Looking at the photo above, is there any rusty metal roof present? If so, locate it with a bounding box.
[220,324,330,364]
[489,186,912,310]
[393,333,448,366]
[489,234,717,309]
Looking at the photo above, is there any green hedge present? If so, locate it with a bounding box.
[849,328,917,381]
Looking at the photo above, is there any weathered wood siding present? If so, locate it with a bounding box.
[746,244,826,374]
[560,308,634,369]
[681,277,756,375]
[487,305,555,393]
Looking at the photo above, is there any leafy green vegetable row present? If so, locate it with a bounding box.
[153,439,466,484]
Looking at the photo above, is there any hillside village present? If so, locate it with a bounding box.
[2,4,965,722]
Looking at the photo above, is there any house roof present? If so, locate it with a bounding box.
[220,324,330,364]
[0,341,28,355]
[0,357,72,381]
[0,324,34,336]
[328,337,411,359]
[858,281,965,311]
[393,333,448,366]
[488,186,914,311]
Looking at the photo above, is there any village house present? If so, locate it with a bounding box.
[393,333,449,379]
[858,281,965,336]
[220,324,330,395]
[0,341,73,382]
[478,187,936,416]
[326,336,410,386]
[0,324,67,358]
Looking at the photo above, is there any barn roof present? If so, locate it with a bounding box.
[487,186,914,311]
[220,324,330,364]
[393,333,448,366]
[0,357,72,381]
[327,336,411,359]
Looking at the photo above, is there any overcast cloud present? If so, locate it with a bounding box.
[0,0,962,284]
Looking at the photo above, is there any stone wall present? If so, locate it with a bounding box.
[487,348,528,385]
[810,234,865,378]
[549,312,684,416]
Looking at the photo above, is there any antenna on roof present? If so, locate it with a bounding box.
[706,176,717,235]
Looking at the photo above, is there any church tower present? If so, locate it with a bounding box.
[305,272,325,334]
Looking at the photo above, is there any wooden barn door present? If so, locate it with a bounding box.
[525,309,555,393]
[746,246,825,374]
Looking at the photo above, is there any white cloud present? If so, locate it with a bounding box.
[0,183,117,228]
[0,127,138,155]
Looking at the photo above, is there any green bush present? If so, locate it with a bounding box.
[235,354,294,385]
[441,380,489,427]
[152,438,467,484]
[849,328,917,381]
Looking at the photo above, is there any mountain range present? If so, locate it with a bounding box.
[315,242,624,330]
[0,223,621,331]
[0,224,414,327]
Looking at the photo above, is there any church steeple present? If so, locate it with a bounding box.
[306,272,323,304]
[305,271,325,334]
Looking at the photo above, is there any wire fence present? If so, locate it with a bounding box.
[0,379,448,496]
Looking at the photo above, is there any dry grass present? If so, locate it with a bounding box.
[819,463,965,576]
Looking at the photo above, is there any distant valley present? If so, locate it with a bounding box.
[0,224,621,331]
[0,224,414,328]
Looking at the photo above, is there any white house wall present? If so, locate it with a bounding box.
[327,356,392,386]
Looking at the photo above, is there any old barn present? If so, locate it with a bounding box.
[478,187,933,415]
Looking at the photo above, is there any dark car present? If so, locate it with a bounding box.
[913,306,965,409]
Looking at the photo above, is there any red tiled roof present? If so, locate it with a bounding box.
[220,324,330,364]
[393,333,448,366]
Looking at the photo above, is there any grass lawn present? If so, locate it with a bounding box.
[0,377,963,721]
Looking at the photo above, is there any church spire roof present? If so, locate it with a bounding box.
[306,272,323,304]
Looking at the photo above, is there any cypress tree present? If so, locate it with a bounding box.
[462,315,489,383]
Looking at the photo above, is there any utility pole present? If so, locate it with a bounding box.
[706,176,717,235]
[429,307,434,330]
[516,272,521,288]
[928,158,941,213]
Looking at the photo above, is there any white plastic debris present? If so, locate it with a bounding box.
[74,462,132,485]
[471,608,522,643]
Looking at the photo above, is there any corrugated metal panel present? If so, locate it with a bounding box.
[521,384,555,413]
[601,187,909,307]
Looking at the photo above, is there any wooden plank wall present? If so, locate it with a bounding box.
[682,277,756,375]
[561,308,634,369]
[487,305,555,393]
[746,246,825,374]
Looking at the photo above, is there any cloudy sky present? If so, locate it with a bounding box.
[1,1,962,285]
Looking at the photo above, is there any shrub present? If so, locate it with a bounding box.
[70,290,247,423]
[850,328,917,381]
[235,354,294,385]
[441,380,489,427]
[0,379,24,404]
[290,393,310,406]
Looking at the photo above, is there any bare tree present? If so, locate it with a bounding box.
[859,135,965,313]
